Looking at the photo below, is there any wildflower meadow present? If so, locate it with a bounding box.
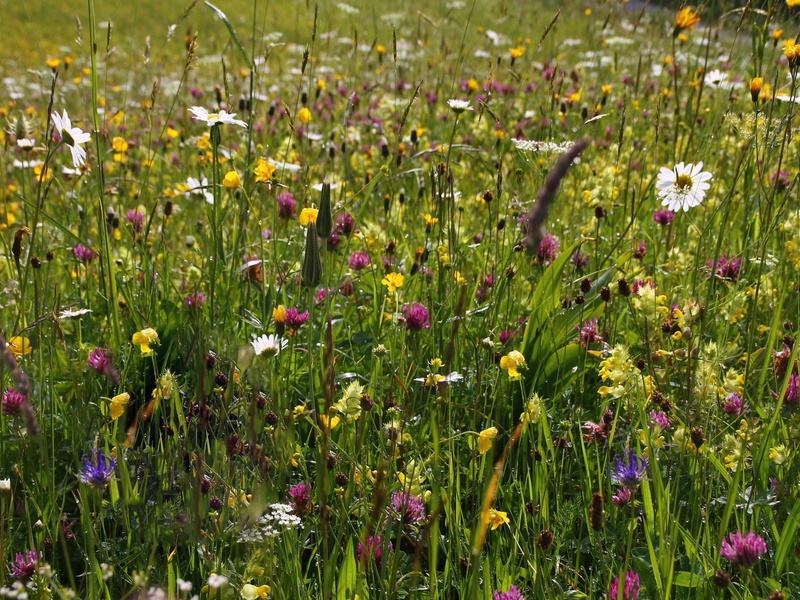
[2,0,800,597]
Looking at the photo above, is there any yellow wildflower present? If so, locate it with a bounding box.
[109,392,130,420]
[483,508,510,530]
[273,305,287,324]
[132,327,159,356]
[8,336,32,356]
[241,584,271,600]
[223,171,241,189]
[299,208,318,226]
[254,158,276,183]
[500,350,526,379]
[381,272,405,293]
[674,7,700,33]
[112,136,129,152]
[297,107,312,124]
[477,427,498,454]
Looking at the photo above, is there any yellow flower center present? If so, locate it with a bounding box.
[675,174,693,190]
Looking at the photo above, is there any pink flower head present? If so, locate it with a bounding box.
[402,302,431,331]
[126,209,146,233]
[284,308,310,333]
[493,585,525,600]
[607,571,639,600]
[388,490,426,525]
[73,243,95,263]
[2,388,26,416]
[357,535,391,569]
[9,550,42,580]
[720,530,767,568]
[348,250,371,271]
[288,481,312,516]
[537,232,560,266]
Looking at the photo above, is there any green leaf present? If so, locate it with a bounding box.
[775,495,800,574]
[673,571,703,588]
[205,1,252,68]
[336,539,357,600]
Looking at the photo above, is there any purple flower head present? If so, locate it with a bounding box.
[575,318,602,348]
[73,243,95,263]
[357,535,391,569]
[80,449,117,488]
[493,585,525,600]
[649,410,670,430]
[388,490,426,525]
[771,169,793,191]
[185,291,206,309]
[607,571,640,600]
[571,249,589,269]
[708,254,742,282]
[276,191,297,219]
[289,481,312,516]
[498,330,517,346]
[348,250,371,271]
[610,450,648,490]
[335,212,356,236]
[126,209,146,233]
[402,302,431,332]
[612,487,632,507]
[720,530,767,568]
[537,232,560,266]
[284,308,310,332]
[722,392,749,416]
[653,209,675,226]
[2,388,26,416]
[9,550,42,580]
[61,513,77,540]
[772,372,800,407]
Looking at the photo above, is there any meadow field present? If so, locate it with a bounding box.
[1,0,800,598]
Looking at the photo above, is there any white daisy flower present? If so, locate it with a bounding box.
[656,161,713,212]
[51,109,91,167]
[447,99,473,114]
[186,176,214,204]
[188,106,247,128]
[251,334,288,357]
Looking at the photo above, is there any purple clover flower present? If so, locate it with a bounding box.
[537,232,560,266]
[610,450,648,491]
[348,250,371,271]
[73,243,95,263]
[288,481,312,516]
[720,530,767,568]
[575,318,602,348]
[402,302,431,331]
[126,209,146,233]
[388,490,426,525]
[80,449,117,488]
[2,388,26,416]
[9,550,42,580]
[493,585,525,600]
[357,535,391,569]
[723,392,749,416]
[612,487,632,508]
[277,191,297,219]
[649,410,670,430]
[708,254,742,282]
[284,308,310,333]
[653,209,675,226]
[607,571,639,600]
[772,372,800,407]
[185,291,207,309]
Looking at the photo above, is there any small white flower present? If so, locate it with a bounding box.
[57,308,93,320]
[447,99,473,113]
[207,573,228,589]
[51,109,91,167]
[186,176,214,204]
[188,106,247,128]
[656,161,713,212]
[177,579,192,593]
[251,334,287,357]
[16,139,35,149]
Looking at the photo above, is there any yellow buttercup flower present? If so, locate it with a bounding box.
[254,158,277,183]
[132,328,159,356]
[273,305,287,324]
[381,272,405,293]
[112,136,129,152]
[109,392,130,420]
[8,336,32,356]
[297,107,312,124]
[299,208,318,226]
[483,508,510,530]
[477,427,498,454]
[223,171,241,189]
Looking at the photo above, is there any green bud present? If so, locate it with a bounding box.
[316,182,333,238]
[302,222,322,288]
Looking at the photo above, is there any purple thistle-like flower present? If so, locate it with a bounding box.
[772,372,800,407]
[571,249,589,269]
[771,169,793,191]
[87,347,119,385]
[402,302,431,331]
[288,481,312,516]
[73,243,95,263]
[610,450,648,491]
[2,388,26,416]
[388,490,426,525]
[708,254,742,282]
[498,330,517,346]
[335,211,356,236]
[284,308,310,332]
[276,191,297,219]
[357,535,391,569]
[348,250,371,271]
[575,318,602,348]
[537,232,560,266]
[722,392,749,416]
[9,550,42,580]
[493,585,525,600]
[720,530,767,568]
[607,571,640,600]
[126,209,146,233]
[80,449,117,488]
[653,209,675,226]
[184,291,206,309]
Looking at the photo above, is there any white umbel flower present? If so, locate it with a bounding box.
[52,109,91,167]
[251,334,287,357]
[656,162,713,212]
[188,106,247,128]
